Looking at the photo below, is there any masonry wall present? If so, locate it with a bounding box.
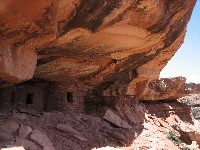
[0,81,85,112]
[0,83,48,111]
[0,86,15,110]
[45,82,85,112]
[14,83,48,111]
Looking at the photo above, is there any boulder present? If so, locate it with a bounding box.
[100,128,129,144]
[0,41,37,84]
[0,121,20,133]
[103,109,132,129]
[19,126,32,139]
[56,124,87,141]
[30,129,53,147]
[56,124,81,135]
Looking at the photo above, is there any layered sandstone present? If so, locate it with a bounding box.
[142,77,186,100]
[142,77,200,100]
[0,0,196,99]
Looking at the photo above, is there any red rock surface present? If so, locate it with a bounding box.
[0,0,196,98]
[0,100,199,150]
[142,77,200,100]
[0,2,199,149]
[142,77,186,100]
[0,41,37,85]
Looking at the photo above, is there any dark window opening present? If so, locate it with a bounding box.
[67,92,73,103]
[10,91,15,104]
[26,93,33,104]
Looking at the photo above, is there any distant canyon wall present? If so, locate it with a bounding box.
[142,77,200,100]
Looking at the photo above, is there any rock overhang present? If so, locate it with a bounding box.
[0,0,197,99]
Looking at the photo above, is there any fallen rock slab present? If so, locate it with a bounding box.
[0,121,19,133]
[103,109,132,129]
[73,134,88,142]
[124,108,140,125]
[19,126,32,139]
[56,124,81,135]
[30,129,53,147]
[56,124,87,141]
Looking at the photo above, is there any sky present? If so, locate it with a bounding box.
[160,0,200,83]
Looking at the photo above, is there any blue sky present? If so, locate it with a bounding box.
[160,0,200,83]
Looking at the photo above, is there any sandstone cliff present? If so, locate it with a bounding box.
[142,77,200,100]
[0,0,196,99]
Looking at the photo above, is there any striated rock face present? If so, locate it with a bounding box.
[142,77,200,100]
[0,0,196,98]
[0,41,37,86]
[141,77,186,100]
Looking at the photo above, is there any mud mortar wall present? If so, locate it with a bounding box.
[45,82,85,112]
[0,83,48,111]
[0,82,85,112]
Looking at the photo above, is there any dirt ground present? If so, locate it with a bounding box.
[0,100,200,150]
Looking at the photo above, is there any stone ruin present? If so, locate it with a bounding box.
[0,81,85,112]
[0,0,197,108]
[0,76,200,114]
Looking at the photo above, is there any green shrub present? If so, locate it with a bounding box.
[164,130,182,146]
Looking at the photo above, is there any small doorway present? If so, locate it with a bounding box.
[10,91,15,104]
[67,92,73,103]
[26,93,34,104]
